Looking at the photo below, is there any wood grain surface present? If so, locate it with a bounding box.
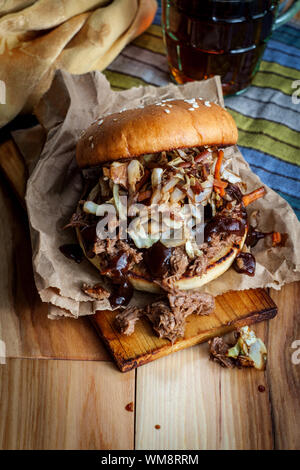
[0,139,27,205]
[267,283,300,450]
[0,358,135,450]
[135,322,274,450]
[0,135,299,449]
[0,174,109,361]
[92,289,277,372]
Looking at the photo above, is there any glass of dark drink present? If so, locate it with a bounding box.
[162,0,300,95]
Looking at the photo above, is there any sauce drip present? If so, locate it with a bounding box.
[246,226,269,247]
[204,216,246,242]
[110,280,133,308]
[204,203,212,222]
[125,402,134,412]
[233,252,256,276]
[59,244,84,263]
[103,252,130,278]
[102,252,133,308]
[144,241,172,278]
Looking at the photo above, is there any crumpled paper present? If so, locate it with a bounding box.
[17,70,300,319]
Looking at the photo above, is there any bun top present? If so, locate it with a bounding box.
[76,98,238,168]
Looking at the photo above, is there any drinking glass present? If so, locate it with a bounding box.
[162,0,300,95]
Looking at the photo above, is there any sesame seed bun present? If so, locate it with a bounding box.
[76,99,238,168]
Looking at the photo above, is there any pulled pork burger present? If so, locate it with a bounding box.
[69,98,267,342]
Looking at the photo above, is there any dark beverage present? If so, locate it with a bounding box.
[162,0,280,95]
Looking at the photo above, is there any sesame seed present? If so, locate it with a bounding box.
[204,101,211,107]
[98,119,103,125]
[164,109,171,114]
[88,136,93,141]
[91,143,94,149]
[188,108,195,111]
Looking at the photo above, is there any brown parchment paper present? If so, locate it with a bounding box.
[20,70,300,319]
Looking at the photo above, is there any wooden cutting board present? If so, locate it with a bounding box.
[92,289,277,372]
[0,136,278,370]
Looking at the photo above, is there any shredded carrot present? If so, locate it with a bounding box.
[213,150,226,196]
[214,149,224,181]
[242,187,266,207]
[213,179,228,189]
[215,186,225,197]
[272,231,282,246]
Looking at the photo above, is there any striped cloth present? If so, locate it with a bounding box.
[104,3,300,218]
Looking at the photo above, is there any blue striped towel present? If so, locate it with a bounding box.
[105,3,300,218]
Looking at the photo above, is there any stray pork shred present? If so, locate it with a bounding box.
[115,307,144,336]
[209,337,236,368]
[115,290,214,342]
[82,283,110,300]
[209,326,267,370]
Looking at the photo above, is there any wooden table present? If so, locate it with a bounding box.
[0,140,299,450]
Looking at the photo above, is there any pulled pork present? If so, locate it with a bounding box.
[115,290,214,342]
[188,233,241,278]
[169,246,189,279]
[209,337,235,368]
[209,326,267,370]
[68,144,268,343]
[94,238,143,272]
[82,283,110,300]
[115,307,144,336]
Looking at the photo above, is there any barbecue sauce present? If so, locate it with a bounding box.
[204,216,246,242]
[110,280,133,308]
[125,402,134,412]
[59,244,84,263]
[102,252,134,308]
[233,252,256,276]
[103,252,130,278]
[246,226,269,247]
[144,241,172,278]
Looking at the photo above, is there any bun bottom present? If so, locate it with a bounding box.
[77,228,247,293]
